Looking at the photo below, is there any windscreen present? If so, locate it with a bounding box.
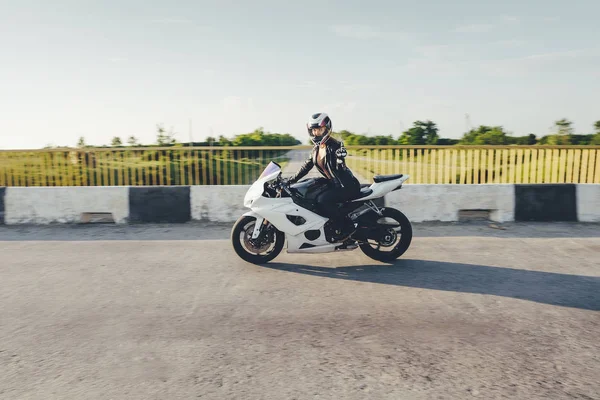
[258,162,281,179]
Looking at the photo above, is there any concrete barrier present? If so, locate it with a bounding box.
[385,184,515,223]
[0,187,5,224]
[191,185,250,223]
[129,187,190,223]
[577,184,600,222]
[0,184,598,225]
[4,187,129,224]
[515,184,577,222]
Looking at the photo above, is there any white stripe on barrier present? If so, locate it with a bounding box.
[5,187,129,224]
[576,184,600,222]
[190,185,251,223]
[385,184,516,223]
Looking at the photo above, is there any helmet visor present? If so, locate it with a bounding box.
[308,126,328,144]
[310,126,326,136]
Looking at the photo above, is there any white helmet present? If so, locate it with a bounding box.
[307,112,332,145]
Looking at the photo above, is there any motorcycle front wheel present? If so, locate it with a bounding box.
[359,208,413,262]
[231,215,285,264]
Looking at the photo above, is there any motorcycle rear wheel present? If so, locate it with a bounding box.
[231,215,285,264]
[359,208,412,262]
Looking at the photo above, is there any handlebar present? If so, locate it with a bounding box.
[269,174,292,196]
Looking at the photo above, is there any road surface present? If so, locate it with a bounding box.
[1,222,599,399]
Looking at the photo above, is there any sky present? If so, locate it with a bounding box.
[1,0,599,149]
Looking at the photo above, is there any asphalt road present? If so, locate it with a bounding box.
[1,222,599,399]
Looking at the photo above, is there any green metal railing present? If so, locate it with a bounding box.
[0,145,598,186]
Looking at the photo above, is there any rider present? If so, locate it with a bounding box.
[286,112,361,240]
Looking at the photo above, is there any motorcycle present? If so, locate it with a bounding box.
[231,161,412,264]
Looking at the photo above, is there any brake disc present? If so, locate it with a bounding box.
[243,224,273,254]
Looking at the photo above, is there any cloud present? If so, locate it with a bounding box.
[292,81,319,89]
[221,96,254,112]
[452,23,495,33]
[109,57,127,63]
[494,39,527,48]
[453,15,523,33]
[341,82,381,91]
[321,102,358,113]
[147,18,193,24]
[481,48,600,77]
[402,59,466,77]
[415,44,457,59]
[404,44,471,76]
[330,24,406,40]
[501,16,520,23]
[522,48,597,61]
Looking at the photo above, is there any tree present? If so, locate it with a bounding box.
[156,124,177,146]
[398,120,436,145]
[421,120,439,145]
[231,127,300,146]
[545,118,573,145]
[554,118,574,136]
[508,133,537,145]
[218,135,231,146]
[111,136,123,146]
[591,121,600,145]
[459,125,510,145]
[437,138,460,145]
[77,137,86,148]
[127,136,139,146]
[372,135,396,145]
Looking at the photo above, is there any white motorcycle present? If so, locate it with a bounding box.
[231,161,412,264]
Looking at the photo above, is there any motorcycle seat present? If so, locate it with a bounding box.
[373,174,404,183]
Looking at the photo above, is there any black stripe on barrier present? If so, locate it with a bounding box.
[0,187,5,224]
[515,184,577,222]
[129,187,191,223]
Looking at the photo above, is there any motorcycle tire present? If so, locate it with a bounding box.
[231,215,285,265]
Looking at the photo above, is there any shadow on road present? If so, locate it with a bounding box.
[263,259,600,311]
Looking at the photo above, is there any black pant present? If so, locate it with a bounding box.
[315,180,360,220]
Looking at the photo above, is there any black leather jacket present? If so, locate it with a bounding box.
[287,138,360,190]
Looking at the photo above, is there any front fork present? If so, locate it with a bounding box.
[251,217,269,239]
[242,211,271,240]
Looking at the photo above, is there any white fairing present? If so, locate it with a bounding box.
[243,162,410,254]
[244,164,281,208]
[249,196,328,236]
[353,174,410,201]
